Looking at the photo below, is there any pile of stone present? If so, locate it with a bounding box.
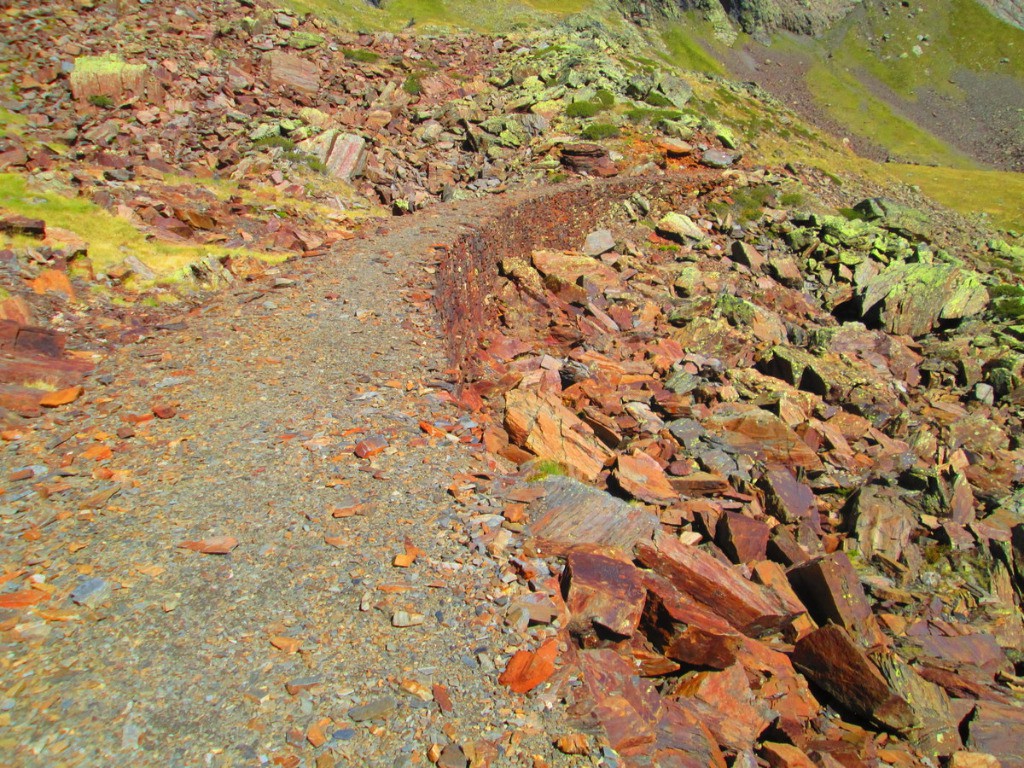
[453,176,1024,766]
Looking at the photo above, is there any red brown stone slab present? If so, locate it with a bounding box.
[577,648,661,754]
[560,143,618,177]
[787,553,885,648]
[716,511,770,564]
[641,571,743,669]
[761,468,822,534]
[621,633,682,677]
[562,545,646,639]
[504,388,613,482]
[264,50,320,94]
[703,404,824,472]
[652,699,727,768]
[907,625,1010,678]
[768,525,815,566]
[669,471,733,496]
[873,654,962,756]
[0,355,94,389]
[614,451,678,505]
[847,484,917,565]
[15,326,66,358]
[792,625,914,732]
[670,664,774,753]
[915,664,1010,703]
[637,529,795,637]
[0,215,45,237]
[963,701,1024,768]
[761,742,817,768]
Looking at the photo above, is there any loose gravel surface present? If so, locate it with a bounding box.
[0,195,586,767]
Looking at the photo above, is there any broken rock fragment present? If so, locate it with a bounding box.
[641,570,744,669]
[793,625,914,732]
[859,261,988,338]
[636,529,796,636]
[614,451,677,505]
[504,388,613,481]
[787,552,884,647]
[576,648,661,754]
[563,545,646,639]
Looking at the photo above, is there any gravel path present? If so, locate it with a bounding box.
[0,194,588,767]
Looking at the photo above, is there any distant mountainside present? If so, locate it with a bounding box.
[979,0,1024,29]
[697,0,857,33]
[632,0,1024,33]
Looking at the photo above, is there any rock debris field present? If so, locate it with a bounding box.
[2,0,1024,766]
[3,170,1024,768]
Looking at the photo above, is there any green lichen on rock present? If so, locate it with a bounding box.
[299,107,331,128]
[657,212,704,242]
[717,294,756,326]
[287,31,324,50]
[69,54,148,102]
[860,261,989,337]
[853,197,933,240]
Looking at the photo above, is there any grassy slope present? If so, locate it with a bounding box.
[780,0,1024,229]
[827,0,1024,100]
[646,1,1024,230]
[281,0,599,32]
[0,174,282,279]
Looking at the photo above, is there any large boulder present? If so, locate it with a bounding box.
[859,261,989,337]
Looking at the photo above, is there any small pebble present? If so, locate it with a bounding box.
[392,610,425,627]
[348,697,397,722]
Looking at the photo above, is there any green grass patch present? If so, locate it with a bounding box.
[661,25,725,75]
[824,0,1024,103]
[0,108,28,136]
[280,0,604,33]
[594,88,616,108]
[581,122,619,140]
[0,173,273,277]
[527,458,567,481]
[886,164,1024,232]
[88,94,114,109]
[402,72,423,96]
[708,183,776,223]
[255,135,297,151]
[624,107,684,124]
[780,191,805,207]
[805,61,975,168]
[341,47,381,63]
[565,100,604,118]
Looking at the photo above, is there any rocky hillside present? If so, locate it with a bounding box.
[647,0,1024,177]
[1,0,1024,766]
[641,0,860,34]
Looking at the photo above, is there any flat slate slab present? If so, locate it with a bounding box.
[526,475,657,556]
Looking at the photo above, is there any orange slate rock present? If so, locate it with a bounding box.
[761,742,818,768]
[0,589,50,609]
[563,545,646,638]
[80,444,113,461]
[418,420,446,438]
[30,268,75,299]
[432,683,454,713]
[504,388,613,482]
[353,434,388,458]
[498,638,558,693]
[270,635,302,654]
[637,529,795,637]
[40,385,84,407]
[152,404,177,419]
[614,452,677,505]
[179,536,239,554]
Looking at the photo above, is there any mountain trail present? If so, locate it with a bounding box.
[1,185,620,768]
